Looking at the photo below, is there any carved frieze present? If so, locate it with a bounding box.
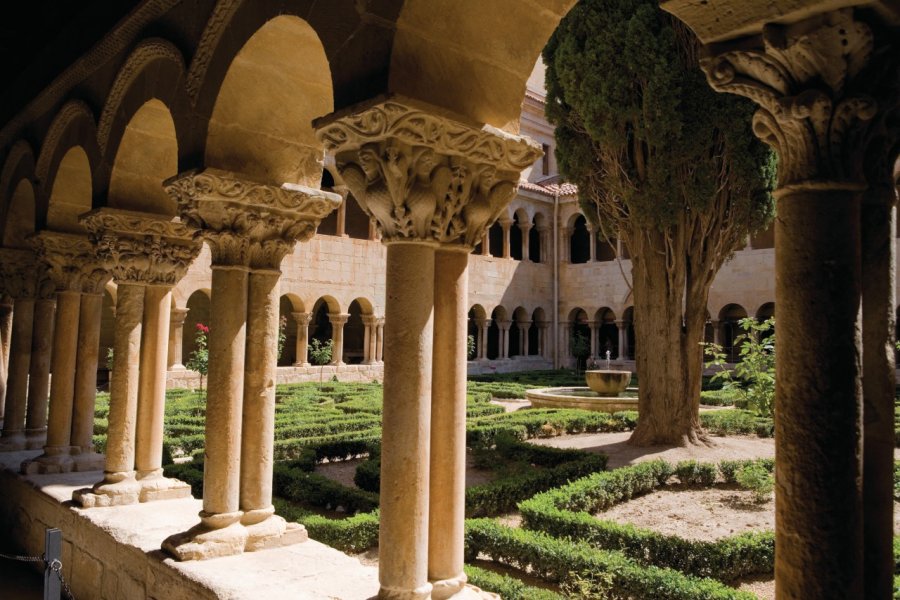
[80,208,200,286]
[164,168,342,268]
[700,9,890,189]
[0,248,37,299]
[315,98,543,246]
[29,231,95,293]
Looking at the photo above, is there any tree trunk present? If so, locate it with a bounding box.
[628,227,708,446]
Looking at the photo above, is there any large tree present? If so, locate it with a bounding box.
[544,0,775,445]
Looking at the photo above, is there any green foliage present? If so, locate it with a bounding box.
[302,510,381,553]
[467,334,476,360]
[186,322,209,395]
[735,463,774,503]
[277,314,288,362]
[464,564,564,600]
[105,347,114,371]
[674,460,717,486]
[705,317,776,418]
[718,459,775,484]
[699,388,740,407]
[309,338,333,366]
[273,462,379,514]
[700,409,773,437]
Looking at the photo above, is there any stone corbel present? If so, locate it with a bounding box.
[164,168,342,268]
[314,96,543,247]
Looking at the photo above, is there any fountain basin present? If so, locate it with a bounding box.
[526,387,639,413]
[585,370,631,395]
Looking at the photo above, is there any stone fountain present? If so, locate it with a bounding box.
[526,351,638,412]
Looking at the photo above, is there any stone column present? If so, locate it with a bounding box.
[328,313,349,366]
[520,223,532,261]
[22,232,93,474]
[162,169,339,560]
[499,321,510,359]
[317,97,541,599]
[70,281,107,471]
[292,312,311,366]
[480,319,490,360]
[480,232,489,256]
[537,226,549,263]
[168,307,189,371]
[500,221,512,259]
[589,321,599,360]
[362,315,377,364]
[375,317,385,363]
[25,291,55,449]
[588,225,597,262]
[0,298,12,425]
[561,322,571,361]
[538,321,549,358]
[701,14,895,596]
[74,209,200,506]
[561,227,571,263]
[615,320,627,360]
[709,319,721,346]
[519,323,530,357]
[0,292,34,450]
[335,197,347,237]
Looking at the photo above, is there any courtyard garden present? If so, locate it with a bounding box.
[79,368,884,599]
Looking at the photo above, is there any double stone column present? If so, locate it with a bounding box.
[162,168,340,560]
[702,11,899,597]
[317,97,541,599]
[22,232,109,474]
[73,208,200,506]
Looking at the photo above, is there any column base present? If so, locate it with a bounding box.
[430,573,467,600]
[21,446,75,474]
[169,364,187,372]
[378,581,433,600]
[292,362,311,367]
[71,450,105,472]
[440,584,499,600]
[24,430,47,449]
[162,513,248,561]
[0,432,27,452]
[137,470,192,502]
[74,473,141,507]
[243,514,308,552]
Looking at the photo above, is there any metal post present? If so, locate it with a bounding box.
[44,528,61,600]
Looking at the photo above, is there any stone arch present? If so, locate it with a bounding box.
[487,305,508,360]
[45,146,93,234]
[756,301,775,320]
[530,211,546,263]
[718,303,749,362]
[0,141,36,243]
[2,179,36,249]
[595,307,618,359]
[183,289,211,366]
[201,15,333,188]
[106,99,179,215]
[569,214,590,264]
[35,101,102,229]
[467,304,487,360]
[345,298,374,364]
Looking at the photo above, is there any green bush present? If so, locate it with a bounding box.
[302,510,380,553]
[463,564,563,600]
[464,519,755,599]
[735,463,774,503]
[674,460,718,486]
[718,459,775,484]
[273,464,379,514]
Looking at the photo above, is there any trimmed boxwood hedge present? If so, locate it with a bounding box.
[463,564,563,600]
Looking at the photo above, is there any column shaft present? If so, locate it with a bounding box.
[861,194,895,598]
[616,323,626,361]
[168,307,189,370]
[0,297,34,447]
[25,298,55,447]
[0,303,12,423]
[379,242,434,599]
[428,248,468,598]
[501,223,511,259]
[775,188,862,598]
[70,292,104,470]
[589,323,599,360]
[293,313,310,366]
[376,321,384,363]
[501,325,510,359]
[330,314,347,366]
[521,325,530,356]
[135,286,173,479]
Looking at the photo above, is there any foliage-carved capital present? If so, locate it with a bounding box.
[701,9,885,189]
[0,248,37,299]
[315,97,543,246]
[29,231,95,292]
[164,168,342,267]
[80,208,201,286]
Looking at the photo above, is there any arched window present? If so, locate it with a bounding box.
[570,215,590,264]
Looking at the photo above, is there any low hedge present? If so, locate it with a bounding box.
[463,564,563,600]
[304,510,380,553]
[464,519,755,600]
[700,410,774,437]
[273,463,378,514]
[518,459,776,581]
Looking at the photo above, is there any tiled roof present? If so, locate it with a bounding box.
[518,180,578,197]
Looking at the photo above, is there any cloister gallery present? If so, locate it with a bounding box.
[0,0,897,599]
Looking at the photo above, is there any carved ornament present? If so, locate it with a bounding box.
[701,9,881,189]
[28,231,96,292]
[315,98,543,246]
[0,248,37,299]
[164,168,342,268]
[80,208,201,286]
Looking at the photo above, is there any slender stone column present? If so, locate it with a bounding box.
[538,321,549,358]
[589,321,599,360]
[429,246,468,598]
[520,223,532,261]
[499,321,511,359]
[588,225,597,262]
[375,318,385,363]
[0,296,34,450]
[536,226,548,263]
[168,307,189,371]
[329,313,349,366]
[70,288,106,471]
[0,299,12,424]
[163,168,339,560]
[292,312,311,366]
[520,322,530,356]
[25,295,55,448]
[500,221,512,259]
[480,233,489,256]
[709,319,721,346]
[362,315,378,364]
[615,320,627,360]
[561,227,571,263]
[317,97,541,599]
[369,217,378,241]
[701,13,895,596]
[480,319,490,360]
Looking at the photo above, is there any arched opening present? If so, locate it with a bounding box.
[528,307,545,356]
[510,306,529,358]
[277,296,298,366]
[205,15,332,187]
[467,306,485,360]
[623,306,636,360]
[98,288,116,387]
[3,179,35,248]
[309,297,339,363]
[488,221,504,258]
[756,302,775,341]
[751,223,775,249]
[316,170,339,236]
[569,215,590,264]
[487,306,507,360]
[597,231,617,262]
[46,146,92,233]
[530,213,544,263]
[719,303,749,362]
[345,299,372,364]
[183,290,211,365]
[509,212,524,261]
[569,308,590,370]
[345,194,371,240]
[595,307,618,359]
[108,98,177,215]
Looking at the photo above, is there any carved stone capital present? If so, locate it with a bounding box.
[328,312,350,326]
[29,231,95,292]
[170,307,189,326]
[0,248,37,299]
[80,208,201,287]
[292,312,311,327]
[315,97,543,246]
[701,9,886,189]
[164,168,342,268]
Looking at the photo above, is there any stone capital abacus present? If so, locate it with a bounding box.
[164,168,342,269]
[170,307,189,326]
[700,9,893,191]
[328,312,350,326]
[292,312,311,327]
[80,208,201,287]
[0,248,37,299]
[29,231,95,293]
[361,314,378,327]
[315,97,543,247]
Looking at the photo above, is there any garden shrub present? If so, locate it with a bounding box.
[718,459,775,484]
[273,463,379,514]
[302,510,380,553]
[463,564,563,600]
[674,460,717,486]
[735,463,774,503]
